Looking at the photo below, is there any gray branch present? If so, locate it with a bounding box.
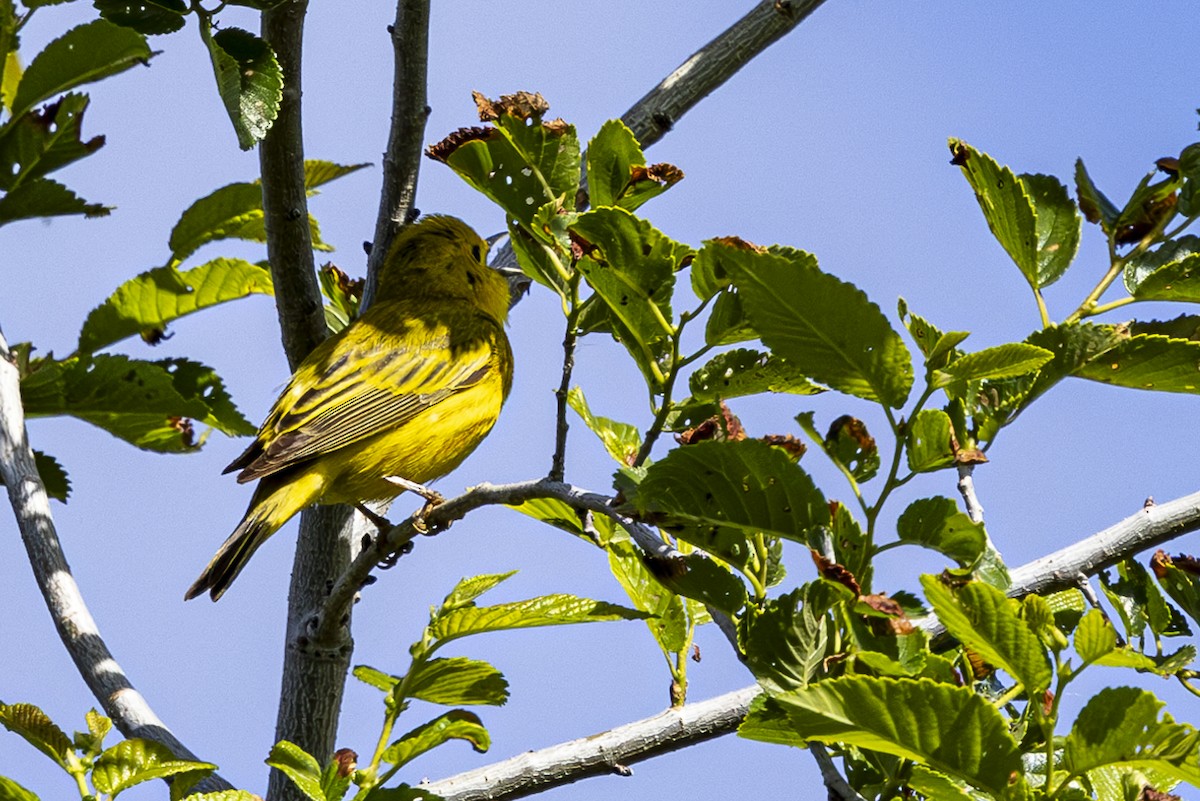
[0,330,232,792]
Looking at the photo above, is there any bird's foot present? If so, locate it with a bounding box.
[355,503,394,535]
[384,475,445,505]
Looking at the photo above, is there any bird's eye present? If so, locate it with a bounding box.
[471,244,484,263]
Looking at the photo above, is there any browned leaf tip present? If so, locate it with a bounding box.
[676,402,746,445]
[810,549,861,595]
[322,263,364,301]
[861,593,914,635]
[963,647,994,680]
[954,447,988,465]
[333,748,358,778]
[710,235,767,253]
[139,327,171,345]
[936,569,973,588]
[1156,156,1181,176]
[949,141,970,166]
[761,433,806,461]
[644,552,688,581]
[169,416,196,449]
[1040,689,1054,717]
[473,90,550,122]
[567,229,597,262]
[826,415,875,451]
[691,644,702,663]
[425,126,498,163]
[1114,193,1178,245]
[1171,553,1200,575]
[631,162,685,188]
[1142,786,1182,801]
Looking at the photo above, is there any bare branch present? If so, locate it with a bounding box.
[0,331,231,792]
[620,0,828,149]
[810,743,868,801]
[363,0,431,309]
[956,464,984,523]
[419,686,760,801]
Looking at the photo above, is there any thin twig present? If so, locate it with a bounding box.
[419,686,760,801]
[810,743,869,801]
[314,479,679,644]
[0,331,232,792]
[550,288,581,482]
[956,463,984,523]
[362,0,431,310]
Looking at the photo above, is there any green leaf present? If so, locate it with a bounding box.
[1076,334,1200,394]
[0,776,40,801]
[738,693,807,748]
[0,93,103,191]
[571,207,691,388]
[1075,157,1120,233]
[586,118,681,211]
[933,343,1053,388]
[1124,236,1200,292]
[429,97,580,229]
[505,497,589,539]
[630,439,831,558]
[1074,608,1118,664]
[304,160,370,190]
[1064,687,1200,787]
[266,741,324,801]
[11,20,152,119]
[607,537,688,655]
[896,498,985,565]
[79,258,274,352]
[351,665,398,693]
[319,264,362,334]
[905,410,957,473]
[168,182,331,264]
[897,298,969,371]
[20,353,253,450]
[703,287,757,346]
[688,348,822,401]
[94,0,187,36]
[406,657,509,707]
[921,576,1052,693]
[949,139,1080,289]
[768,676,1024,797]
[720,242,913,407]
[819,414,880,483]
[428,594,648,647]
[30,449,70,502]
[0,176,109,225]
[1100,558,1189,641]
[1114,169,1180,245]
[0,703,71,769]
[437,571,518,612]
[1153,553,1200,628]
[382,710,489,768]
[506,216,570,299]
[566,386,641,466]
[204,27,281,150]
[906,765,977,801]
[92,739,216,798]
[741,582,848,692]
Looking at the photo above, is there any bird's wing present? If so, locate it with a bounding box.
[227,320,498,483]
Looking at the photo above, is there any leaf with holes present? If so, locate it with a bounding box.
[204,27,281,150]
[587,118,681,211]
[0,93,103,191]
[689,348,822,401]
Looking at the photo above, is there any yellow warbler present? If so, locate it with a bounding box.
[186,215,513,601]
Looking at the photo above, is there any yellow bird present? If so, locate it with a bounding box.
[186,215,514,601]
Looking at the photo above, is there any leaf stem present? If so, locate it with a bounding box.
[1085,296,1136,317]
[1033,288,1051,328]
[1065,213,1173,324]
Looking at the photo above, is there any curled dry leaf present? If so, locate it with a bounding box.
[810,549,861,595]
[425,126,498,163]
[472,90,551,121]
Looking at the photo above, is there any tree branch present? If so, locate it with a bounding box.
[0,331,232,792]
[419,686,760,801]
[257,5,358,800]
[362,0,431,309]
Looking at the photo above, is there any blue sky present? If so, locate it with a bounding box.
[3,2,1199,799]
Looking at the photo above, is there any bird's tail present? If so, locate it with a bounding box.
[185,474,322,602]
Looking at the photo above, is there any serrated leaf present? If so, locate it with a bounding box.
[20,354,253,450]
[406,657,509,706]
[1131,252,1200,304]
[631,439,831,560]
[651,550,749,616]
[921,576,1052,693]
[933,343,1053,388]
[586,119,680,211]
[896,498,985,565]
[906,765,977,801]
[738,693,807,748]
[168,181,331,264]
[266,741,324,801]
[79,258,274,352]
[688,348,822,401]
[905,410,957,473]
[0,776,39,801]
[769,675,1023,797]
[205,27,281,150]
[382,710,489,768]
[607,537,688,655]
[1153,553,1200,628]
[1076,334,1200,394]
[572,208,691,388]
[180,792,265,801]
[437,571,518,613]
[703,287,757,346]
[94,0,186,35]
[0,93,103,191]
[720,242,913,407]
[0,176,109,225]
[1075,608,1119,663]
[566,386,640,466]
[0,703,72,769]
[11,20,152,119]
[1076,158,1120,232]
[28,449,70,501]
[897,298,970,370]
[950,139,1079,290]
[741,582,848,692]
[428,594,648,646]
[1124,236,1200,293]
[304,160,369,190]
[1064,687,1200,787]
[92,739,216,797]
